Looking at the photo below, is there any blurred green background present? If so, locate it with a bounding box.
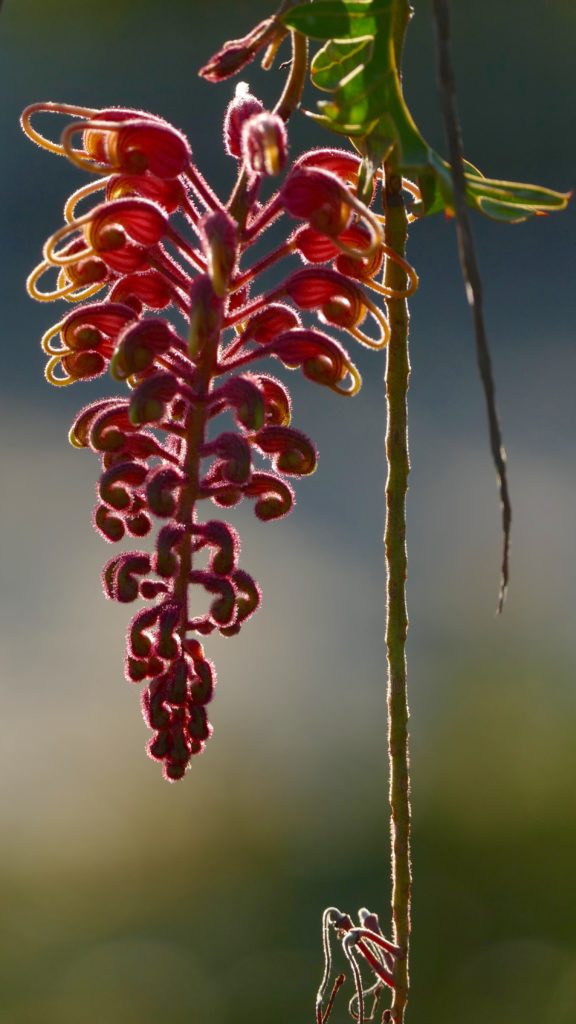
[0,0,575,1021]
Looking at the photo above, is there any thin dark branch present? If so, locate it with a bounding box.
[432,0,512,613]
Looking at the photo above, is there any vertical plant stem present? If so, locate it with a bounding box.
[432,0,511,612]
[383,165,411,1024]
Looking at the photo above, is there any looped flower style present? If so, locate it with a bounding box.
[316,907,402,1024]
[23,91,418,780]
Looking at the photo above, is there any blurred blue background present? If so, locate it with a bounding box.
[0,1,575,1021]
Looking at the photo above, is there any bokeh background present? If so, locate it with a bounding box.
[0,0,575,1021]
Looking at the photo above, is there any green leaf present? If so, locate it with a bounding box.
[476,199,535,223]
[281,0,570,221]
[311,37,372,91]
[464,175,571,212]
[283,0,386,41]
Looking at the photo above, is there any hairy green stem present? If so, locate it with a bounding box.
[383,167,412,1024]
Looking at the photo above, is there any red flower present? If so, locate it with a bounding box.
[23,94,416,780]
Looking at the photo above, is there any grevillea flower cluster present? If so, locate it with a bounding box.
[22,88,418,781]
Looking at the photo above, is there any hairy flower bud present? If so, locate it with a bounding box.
[129,372,178,425]
[242,112,288,177]
[200,210,238,298]
[281,167,351,236]
[146,467,184,519]
[198,18,279,82]
[111,319,183,381]
[224,83,264,158]
[202,432,252,485]
[154,523,187,578]
[251,425,317,477]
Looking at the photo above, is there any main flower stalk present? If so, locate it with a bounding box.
[383,166,412,1024]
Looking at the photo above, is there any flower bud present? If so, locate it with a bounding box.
[94,503,125,543]
[243,472,294,521]
[281,166,354,238]
[142,676,172,730]
[270,328,359,395]
[146,467,184,519]
[200,210,238,298]
[166,723,193,767]
[107,172,185,214]
[125,505,152,538]
[125,655,150,683]
[163,760,188,782]
[128,654,164,683]
[186,705,211,741]
[190,572,236,627]
[211,374,266,432]
[129,605,160,659]
[224,84,264,158]
[295,147,363,186]
[156,602,181,660]
[219,568,261,637]
[109,269,174,310]
[88,405,133,453]
[254,375,292,426]
[99,460,147,511]
[189,657,215,705]
[111,318,182,381]
[129,372,178,426]
[241,303,300,345]
[57,303,138,357]
[154,523,187,578]
[198,18,278,82]
[147,729,173,762]
[80,113,191,178]
[102,551,151,603]
[164,658,189,705]
[193,520,239,576]
[242,112,287,176]
[59,350,106,383]
[251,426,317,477]
[277,268,370,332]
[69,398,122,449]
[202,432,251,486]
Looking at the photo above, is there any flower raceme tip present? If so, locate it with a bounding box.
[22,95,419,780]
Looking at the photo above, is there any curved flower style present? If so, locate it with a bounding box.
[316,907,402,1024]
[23,92,418,781]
